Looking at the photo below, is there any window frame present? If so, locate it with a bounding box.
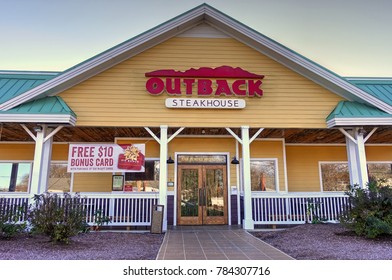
[247,158,279,193]
[319,161,392,191]
[122,157,160,193]
[367,161,392,185]
[48,161,74,193]
[0,160,33,193]
[319,161,349,192]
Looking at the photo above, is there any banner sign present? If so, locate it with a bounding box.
[165,98,245,109]
[67,144,145,173]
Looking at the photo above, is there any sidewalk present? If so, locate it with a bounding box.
[156,226,294,260]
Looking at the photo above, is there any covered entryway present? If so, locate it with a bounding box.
[177,155,228,225]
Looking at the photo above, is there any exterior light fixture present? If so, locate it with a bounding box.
[167,156,175,164]
[231,157,239,165]
[358,128,366,136]
[33,126,42,133]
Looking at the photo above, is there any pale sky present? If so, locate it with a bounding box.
[1,0,391,77]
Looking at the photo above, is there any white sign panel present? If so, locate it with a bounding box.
[67,144,145,173]
[165,98,246,109]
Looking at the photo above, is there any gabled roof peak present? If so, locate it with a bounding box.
[1,3,391,115]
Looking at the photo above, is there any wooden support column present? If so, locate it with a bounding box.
[340,127,370,188]
[226,127,264,229]
[241,126,254,230]
[159,125,168,231]
[39,128,53,193]
[145,125,184,232]
[22,124,63,195]
[27,125,46,195]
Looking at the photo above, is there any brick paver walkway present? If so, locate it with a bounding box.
[156,226,294,260]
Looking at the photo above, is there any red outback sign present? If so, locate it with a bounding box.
[145,66,264,97]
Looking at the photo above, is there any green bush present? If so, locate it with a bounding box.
[92,209,111,231]
[340,181,392,238]
[28,192,89,243]
[0,198,27,239]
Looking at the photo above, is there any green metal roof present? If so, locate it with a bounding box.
[327,101,391,122]
[0,72,58,104]
[0,95,77,125]
[347,78,392,107]
[1,96,76,116]
[326,100,392,127]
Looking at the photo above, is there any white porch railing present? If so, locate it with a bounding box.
[0,192,159,227]
[2,192,349,226]
[252,192,350,225]
[80,193,159,226]
[0,193,30,222]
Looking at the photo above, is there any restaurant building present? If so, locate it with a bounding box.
[1,4,392,230]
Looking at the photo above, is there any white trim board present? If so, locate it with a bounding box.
[327,117,392,128]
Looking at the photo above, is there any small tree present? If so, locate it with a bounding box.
[340,181,392,238]
[28,192,89,243]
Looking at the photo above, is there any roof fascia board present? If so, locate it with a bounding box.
[327,117,392,128]
[0,7,206,111]
[0,71,59,77]
[346,77,392,83]
[204,9,392,114]
[0,114,76,126]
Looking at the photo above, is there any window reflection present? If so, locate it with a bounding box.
[250,160,277,191]
[124,160,160,192]
[0,162,31,192]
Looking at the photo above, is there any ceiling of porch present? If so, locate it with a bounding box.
[1,123,391,144]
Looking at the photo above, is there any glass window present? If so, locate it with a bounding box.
[0,162,31,192]
[250,160,277,191]
[124,160,159,192]
[48,163,72,193]
[320,163,349,191]
[368,163,392,186]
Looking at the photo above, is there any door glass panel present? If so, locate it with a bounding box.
[205,168,224,217]
[180,169,199,217]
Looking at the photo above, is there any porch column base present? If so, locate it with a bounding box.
[242,219,254,230]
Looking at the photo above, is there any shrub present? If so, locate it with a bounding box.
[92,209,111,231]
[0,198,27,239]
[340,181,392,238]
[28,192,89,243]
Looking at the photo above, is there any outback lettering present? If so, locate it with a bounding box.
[146,77,263,97]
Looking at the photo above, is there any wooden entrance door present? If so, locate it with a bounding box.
[177,165,227,225]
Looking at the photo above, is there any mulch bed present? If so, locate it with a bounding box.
[0,231,164,260]
[251,223,392,260]
[3,223,392,260]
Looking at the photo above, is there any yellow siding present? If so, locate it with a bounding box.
[286,145,347,192]
[59,37,344,128]
[72,173,112,192]
[0,143,68,161]
[250,140,286,192]
[0,143,35,160]
[3,142,392,193]
[366,146,392,161]
[52,144,69,160]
